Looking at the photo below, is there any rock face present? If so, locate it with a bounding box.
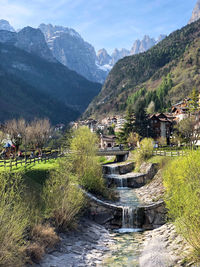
[0,27,56,62]
[0,30,16,44]
[16,27,56,62]
[189,0,200,24]
[130,35,166,55]
[111,48,130,65]
[39,23,107,83]
[0,19,15,32]
[96,35,166,71]
[97,48,112,66]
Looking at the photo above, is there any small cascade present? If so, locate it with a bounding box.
[109,166,119,175]
[122,206,134,228]
[117,177,127,188]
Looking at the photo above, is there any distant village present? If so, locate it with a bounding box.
[72,98,196,149]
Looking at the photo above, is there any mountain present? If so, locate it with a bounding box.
[0,19,15,32]
[111,48,130,65]
[0,27,55,62]
[84,19,200,118]
[130,35,156,54]
[96,35,166,71]
[16,27,56,62]
[0,65,80,124]
[39,23,107,83]
[0,29,101,124]
[189,0,200,24]
[97,49,111,66]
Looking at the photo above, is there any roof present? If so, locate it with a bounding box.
[101,135,117,141]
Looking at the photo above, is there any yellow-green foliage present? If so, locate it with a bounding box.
[43,160,85,231]
[163,151,200,254]
[0,171,29,266]
[70,126,106,196]
[135,138,154,167]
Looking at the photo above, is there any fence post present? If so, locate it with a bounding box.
[171,151,172,157]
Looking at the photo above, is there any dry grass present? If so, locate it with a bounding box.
[26,224,60,263]
[25,243,45,264]
[31,224,60,248]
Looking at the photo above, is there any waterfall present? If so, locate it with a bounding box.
[109,166,119,175]
[118,177,127,188]
[122,206,134,228]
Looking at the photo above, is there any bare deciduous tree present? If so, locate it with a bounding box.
[4,118,27,152]
[27,119,52,150]
[3,118,52,156]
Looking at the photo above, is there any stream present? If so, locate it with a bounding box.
[36,163,147,267]
[102,189,143,266]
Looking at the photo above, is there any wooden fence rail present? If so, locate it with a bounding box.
[0,150,63,170]
[152,150,187,157]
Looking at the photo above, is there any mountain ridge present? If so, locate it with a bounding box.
[84,18,200,119]
[189,0,200,24]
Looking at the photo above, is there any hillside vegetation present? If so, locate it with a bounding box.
[84,19,200,118]
[0,42,101,124]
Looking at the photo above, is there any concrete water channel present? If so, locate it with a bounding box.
[36,160,165,267]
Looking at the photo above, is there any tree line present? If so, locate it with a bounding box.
[0,118,52,156]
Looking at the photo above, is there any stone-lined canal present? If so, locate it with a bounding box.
[102,185,143,266]
[35,160,165,267]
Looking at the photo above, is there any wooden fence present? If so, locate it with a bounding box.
[152,150,187,157]
[0,150,62,170]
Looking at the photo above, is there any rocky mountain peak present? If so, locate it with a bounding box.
[39,23,107,83]
[189,0,200,24]
[111,48,130,65]
[130,35,155,54]
[39,23,81,40]
[0,19,15,32]
[16,27,56,62]
[97,49,111,66]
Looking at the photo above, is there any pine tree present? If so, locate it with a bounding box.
[188,87,199,114]
[133,99,151,138]
[117,106,135,144]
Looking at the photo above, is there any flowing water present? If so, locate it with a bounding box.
[102,185,144,266]
[102,232,143,267]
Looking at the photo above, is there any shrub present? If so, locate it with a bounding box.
[43,163,85,231]
[26,224,60,263]
[0,171,29,266]
[70,127,107,196]
[30,224,60,249]
[163,151,200,255]
[135,138,154,167]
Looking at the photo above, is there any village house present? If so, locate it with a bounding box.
[100,134,117,149]
[149,113,174,144]
[171,98,190,121]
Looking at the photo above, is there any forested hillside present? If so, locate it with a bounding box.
[0,42,101,124]
[84,19,200,118]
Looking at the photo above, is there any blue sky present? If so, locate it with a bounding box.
[0,0,197,53]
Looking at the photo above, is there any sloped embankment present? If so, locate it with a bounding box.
[136,164,194,267]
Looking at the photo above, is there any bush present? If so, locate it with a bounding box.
[43,161,85,231]
[26,224,60,263]
[135,138,154,167]
[70,127,107,196]
[0,171,29,266]
[163,151,200,255]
